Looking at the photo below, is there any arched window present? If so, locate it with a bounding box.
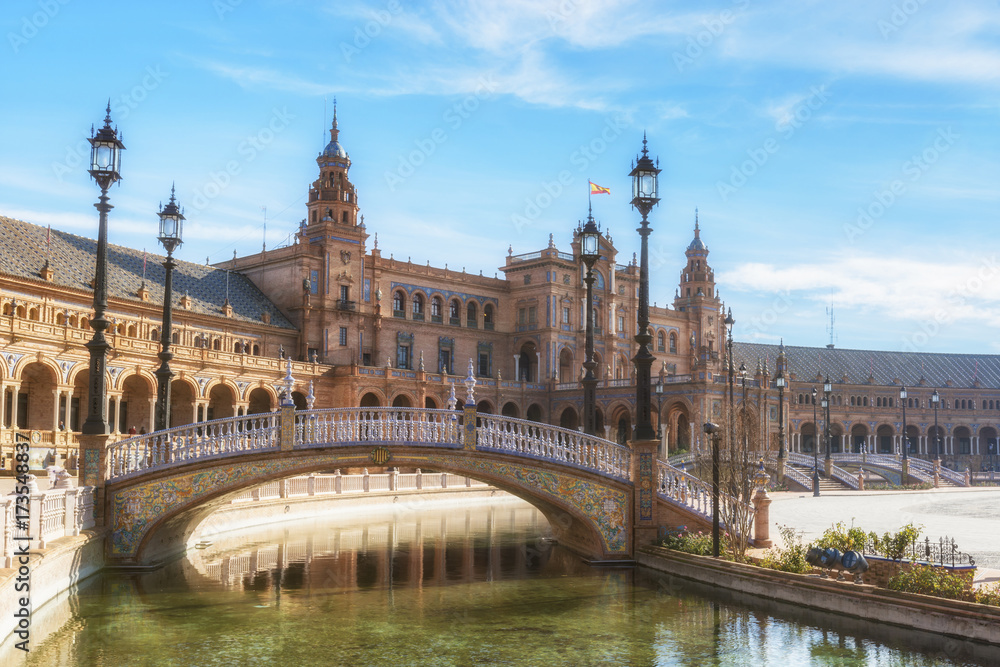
[449,299,461,324]
[412,293,425,321]
[669,332,677,354]
[657,331,665,352]
[127,324,137,337]
[172,331,180,344]
[213,338,221,351]
[863,397,868,407]
[150,328,159,342]
[483,304,494,330]
[234,341,243,353]
[252,344,260,356]
[466,301,478,328]
[431,297,443,322]
[392,291,406,318]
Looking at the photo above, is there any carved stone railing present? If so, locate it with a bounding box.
[476,413,632,482]
[106,413,280,481]
[905,456,965,485]
[105,408,630,484]
[0,486,95,566]
[787,452,859,489]
[654,459,747,530]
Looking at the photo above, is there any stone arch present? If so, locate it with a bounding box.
[247,387,274,415]
[558,346,575,382]
[208,383,238,421]
[526,403,543,422]
[16,361,59,431]
[608,403,633,446]
[876,424,894,454]
[664,399,693,453]
[501,401,519,418]
[476,399,494,414]
[954,425,972,454]
[518,341,538,382]
[800,422,817,453]
[559,405,579,430]
[118,447,631,566]
[290,391,308,410]
[391,393,413,408]
[359,391,383,407]
[828,421,844,453]
[121,372,156,433]
[850,423,869,453]
[424,396,438,409]
[169,377,199,427]
[903,423,920,455]
[980,426,997,466]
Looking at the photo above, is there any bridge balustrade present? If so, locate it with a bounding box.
[475,414,632,481]
[107,413,280,481]
[654,459,746,531]
[296,408,461,448]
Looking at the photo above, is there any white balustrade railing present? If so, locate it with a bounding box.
[106,408,630,484]
[475,414,632,481]
[296,408,461,449]
[906,457,965,485]
[0,486,96,566]
[831,453,936,484]
[107,413,280,481]
[654,459,748,531]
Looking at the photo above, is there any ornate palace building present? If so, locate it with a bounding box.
[1,114,997,473]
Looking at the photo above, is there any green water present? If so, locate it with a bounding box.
[8,499,998,666]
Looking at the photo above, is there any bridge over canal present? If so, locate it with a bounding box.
[79,373,738,565]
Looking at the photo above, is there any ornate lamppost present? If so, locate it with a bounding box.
[579,209,600,436]
[775,369,787,461]
[738,362,748,449]
[812,386,820,497]
[82,104,124,436]
[931,389,941,465]
[655,379,665,436]
[629,135,660,442]
[704,421,721,557]
[154,186,184,432]
[823,376,833,468]
[900,385,909,463]
[724,308,735,455]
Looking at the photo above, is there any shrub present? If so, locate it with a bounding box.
[759,525,811,574]
[659,529,727,557]
[975,583,1000,607]
[887,564,972,601]
[812,520,873,552]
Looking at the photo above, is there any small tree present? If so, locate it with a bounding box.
[694,390,767,561]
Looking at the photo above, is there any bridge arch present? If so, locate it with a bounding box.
[105,411,633,566]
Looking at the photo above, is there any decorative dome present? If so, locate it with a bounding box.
[686,210,707,252]
[319,103,349,161]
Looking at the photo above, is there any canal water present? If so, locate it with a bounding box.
[8,497,999,666]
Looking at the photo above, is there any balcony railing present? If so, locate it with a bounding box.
[337,300,357,311]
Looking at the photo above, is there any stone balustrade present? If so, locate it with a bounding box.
[227,470,489,503]
[0,485,95,567]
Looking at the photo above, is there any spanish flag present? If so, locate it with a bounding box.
[589,181,610,195]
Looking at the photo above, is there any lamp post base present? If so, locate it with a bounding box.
[812,470,820,497]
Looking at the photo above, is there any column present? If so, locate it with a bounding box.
[113,394,122,433]
[147,396,157,432]
[64,389,73,431]
[974,436,980,455]
[535,352,541,381]
[0,383,6,429]
[10,385,20,429]
[513,355,519,381]
[52,388,61,432]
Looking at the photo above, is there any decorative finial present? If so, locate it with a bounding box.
[694,207,699,233]
[280,359,295,407]
[548,233,555,248]
[419,351,425,372]
[641,131,648,157]
[307,380,316,409]
[373,232,378,250]
[446,381,457,411]
[508,245,513,256]
[464,358,477,405]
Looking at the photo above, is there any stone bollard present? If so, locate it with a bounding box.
[415,468,423,490]
[964,468,971,487]
[857,471,864,491]
[307,473,316,496]
[752,487,773,548]
[934,471,940,488]
[363,468,370,492]
[334,469,342,494]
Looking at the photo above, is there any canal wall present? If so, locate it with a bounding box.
[637,545,1000,648]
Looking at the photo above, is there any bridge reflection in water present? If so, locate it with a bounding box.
[12,498,1000,666]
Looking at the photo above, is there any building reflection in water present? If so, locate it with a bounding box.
[184,500,558,596]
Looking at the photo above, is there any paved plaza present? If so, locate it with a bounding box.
[767,486,1000,585]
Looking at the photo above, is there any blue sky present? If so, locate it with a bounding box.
[2,0,999,355]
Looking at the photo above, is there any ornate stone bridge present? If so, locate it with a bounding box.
[78,367,738,566]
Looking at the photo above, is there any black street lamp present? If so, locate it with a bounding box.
[154,185,184,432]
[655,378,665,437]
[988,440,995,482]
[704,421,721,558]
[724,308,735,457]
[900,386,908,461]
[738,362,748,449]
[775,369,787,461]
[932,389,941,463]
[823,376,833,462]
[579,208,600,436]
[629,135,660,442]
[82,103,124,436]
[812,386,820,497]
